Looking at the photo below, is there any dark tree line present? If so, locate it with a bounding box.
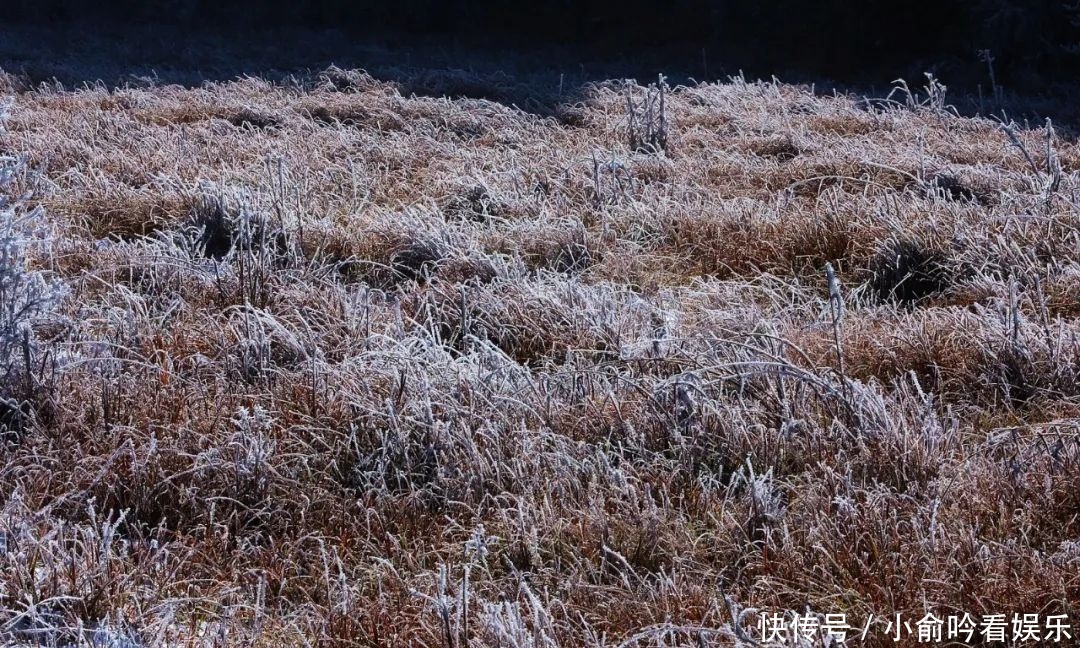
[5,1,1077,86]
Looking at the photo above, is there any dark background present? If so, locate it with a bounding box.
[2,1,1077,95]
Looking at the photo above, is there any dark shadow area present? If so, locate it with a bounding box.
[0,24,700,116]
[4,1,1077,85]
[1,11,1077,127]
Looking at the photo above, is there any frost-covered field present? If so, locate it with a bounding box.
[0,67,1078,645]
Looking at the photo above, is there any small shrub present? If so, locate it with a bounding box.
[0,155,67,436]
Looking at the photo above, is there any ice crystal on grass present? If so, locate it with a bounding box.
[0,138,67,437]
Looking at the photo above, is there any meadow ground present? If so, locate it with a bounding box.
[0,64,1078,646]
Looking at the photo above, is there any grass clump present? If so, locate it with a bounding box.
[868,236,957,304]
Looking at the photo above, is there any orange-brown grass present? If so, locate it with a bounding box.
[0,70,1077,646]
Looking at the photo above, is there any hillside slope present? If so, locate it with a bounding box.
[0,69,1078,646]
